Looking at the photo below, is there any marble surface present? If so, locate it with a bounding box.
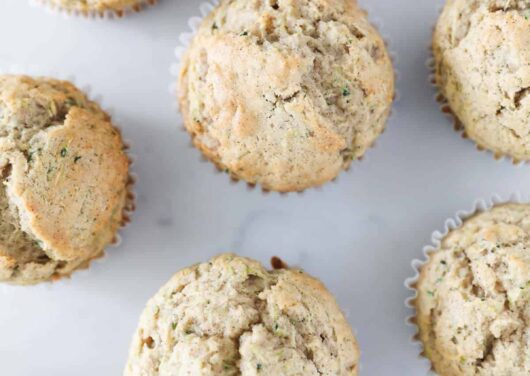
[0,0,528,375]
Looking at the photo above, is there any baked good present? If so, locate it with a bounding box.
[125,254,359,375]
[41,0,154,15]
[433,0,530,161]
[0,74,130,285]
[178,0,394,192]
[415,204,530,375]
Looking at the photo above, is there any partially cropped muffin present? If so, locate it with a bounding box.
[415,204,530,375]
[433,0,530,161]
[41,0,153,14]
[125,254,359,375]
[178,0,394,192]
[0,75,130,285]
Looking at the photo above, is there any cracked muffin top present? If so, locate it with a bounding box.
[124,254,359,375]
[0,75,130,285]
[415,204,530,376]
[433,0,530,161]
[178,0,394,192]
[43,0,147,14]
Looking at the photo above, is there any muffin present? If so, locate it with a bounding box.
[125,254,359,375]
[433,0,530,161]
[39,0,155,15]
[178,0,394,192]
[0,75,130,285]
[414,204,530,375]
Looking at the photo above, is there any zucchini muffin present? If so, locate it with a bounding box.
[39,0,154,15]
[0,75,130,285]
[433,0,530,161]
[414,204,530,375]
[125,254,359,375]
[178,0,394,192]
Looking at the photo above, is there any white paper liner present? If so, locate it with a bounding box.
[404,192,528,375]
[29,0,156,19]
[169,1,399,195]
[0,63,137,287]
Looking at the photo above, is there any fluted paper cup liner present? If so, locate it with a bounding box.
[404,192,527,375]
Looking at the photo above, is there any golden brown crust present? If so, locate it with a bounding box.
[125,254,359,375]
[0,75,130,285]
[10,107,129,260]
[178,0,394,192]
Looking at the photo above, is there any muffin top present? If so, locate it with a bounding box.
[45,0,145,13]
[433,0,530,160]
[125,254,359,375]
[179,0,394,192]
[0,75,129,285]
[415,204,530,375]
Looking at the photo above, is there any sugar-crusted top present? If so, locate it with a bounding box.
[179,0,394,192]
[433,0,530,160]
[0,75,129,284]
[125,254,359,375]
[416,204,530,375]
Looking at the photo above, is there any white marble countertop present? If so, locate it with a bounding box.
[0,0,528,375]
